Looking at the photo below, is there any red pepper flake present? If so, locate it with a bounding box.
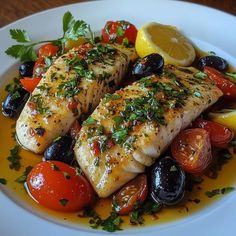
[92,140,100,156]
[68,100,78,115]
[107,139,115,149]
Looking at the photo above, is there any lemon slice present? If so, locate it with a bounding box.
[209,109,236,133]
[135,22,196,66]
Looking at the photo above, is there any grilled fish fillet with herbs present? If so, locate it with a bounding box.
[16,43,137,154]
[75,65,223,198]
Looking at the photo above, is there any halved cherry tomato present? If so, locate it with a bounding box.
[193,118,234,148]
[171,128,212,174]
[27,161,94,212]
[38,43,59,58]
[204,66,236,99]
[102,20,137,45]
[20,77,41,93]
[113,174,148,215]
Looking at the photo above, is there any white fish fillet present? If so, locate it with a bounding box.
[75,65,223,198]
[16,43,137,153]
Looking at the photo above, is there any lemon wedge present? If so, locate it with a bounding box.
[209,109,236,133]
[135,22,196,66]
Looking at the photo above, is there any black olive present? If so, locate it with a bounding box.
[19,61,35,77]
[132,53,164,79]
[44,135,74,164]
[198,55,228,72]
[2,88,30,118]
[150,156,185,206]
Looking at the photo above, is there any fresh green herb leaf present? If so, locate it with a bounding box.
[5,77,22,93]
[10,29,30,43]
[0,178,7,185]
[7,145,21,171]
[75,166,83,176]
[30,94,50,115]
[83,116,97,126]
[112,128,129,144]
[63,11,75,34]
[59,198,69,206]
[117,27,124,37]
[101,212,123,232]
[94,157,100,166]
[63,171,71,180]
[15,166,33,183]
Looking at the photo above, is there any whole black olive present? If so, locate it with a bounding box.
[19,61,35,77]
[2,88,30,118]
[132,53,164,79]
[44,135,74,164]
[150,156,185,205]
[198,55,228,72]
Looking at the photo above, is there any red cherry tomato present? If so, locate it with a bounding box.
[33,57,45,77]
[92,140,100,156]
[102,20,137,45]
[113,174,148,215]
[204,66,236,99]
[20,77,41,93]
[38,43,59,58]
[193,118,234,148]
[171,128,212,174]
[27,161,94,212]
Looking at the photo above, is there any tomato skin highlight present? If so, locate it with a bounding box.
[27,161,94,212]
[38,43,59,58]
[113,174,148,215]
[101,20,137,45]
[193,118,234,148]
[204,66,236,99]
[171,128,212,174]
[20,77,41,93]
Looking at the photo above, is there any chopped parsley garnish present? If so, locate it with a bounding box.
[94,157,100,166]
[104,93,121,103]
[83,116,97,126]
[63,171,71,180]
[7,145,21,171]
[15,166,33,183]
[56,77,81,98]
[205,187,235,198]
[226,72,236,82]
[30,94,50,115]
[59,198,69,206]
[51,163,60,171]
[5,11,94,61]
[5,77,22,93]
[194,71,207,80]
[0,178,7,185]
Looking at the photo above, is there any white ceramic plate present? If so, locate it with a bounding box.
[1,0,236,235]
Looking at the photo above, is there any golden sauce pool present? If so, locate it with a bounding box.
[0,87,236,230]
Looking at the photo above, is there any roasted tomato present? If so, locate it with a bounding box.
[204,66,236,99]
[171,128,212,174]
[38,43,59,58]
[33,57,46,78]
[112,174,148,215]
[193,118,234,148]
[20,77,41,93]
[102,20,137,45]
[27,161,94,212]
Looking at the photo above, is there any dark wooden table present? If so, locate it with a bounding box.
[0,0,235,28]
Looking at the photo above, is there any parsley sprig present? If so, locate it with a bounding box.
[5,11,94,62]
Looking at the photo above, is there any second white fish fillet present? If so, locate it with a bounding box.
[16,43,137,153]
[75,65,223,198]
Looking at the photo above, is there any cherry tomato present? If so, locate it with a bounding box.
[38,43,59,58]
[102,20,137,45]
[33,57,45,77]
[27,161,94,212]
[113,174,148,215]
[171,128,212,174]
[193,118,234,148]
[204,66,236,99]
[92,140,100,156]
[20,77,41,93]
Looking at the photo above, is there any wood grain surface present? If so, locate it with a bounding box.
[0,0,235,28]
